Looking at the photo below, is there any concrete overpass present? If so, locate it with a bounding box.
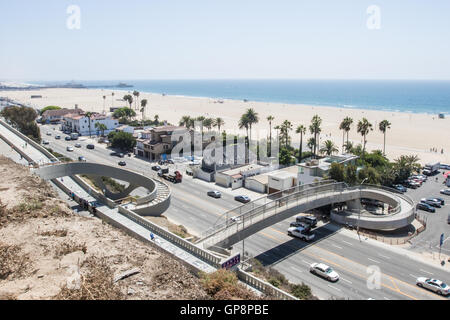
[197,182,416,249]
[34,162,171,215]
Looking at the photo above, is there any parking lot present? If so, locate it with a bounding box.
[406,172,450,255]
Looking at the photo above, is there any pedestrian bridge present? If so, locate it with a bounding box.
[34,162,171,215]
[197,182,416,249]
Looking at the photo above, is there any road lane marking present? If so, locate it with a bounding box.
[377,253,391,260]
[389,276,400,292]
[410,274,418,278]
[291,267,303,273]
[341,278,353,285]
[341,240,353,246]
[327,285,342,292]
[302,259,312,265]
[368,258,381,264]
[331,244,343,250]
[419,269,433,275]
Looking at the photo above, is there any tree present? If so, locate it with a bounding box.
[379,120,391,156]
[309,115,322,159]
[296,124,306,163]
[340,117,353,153]
[107,131,136,151]
[357,166,380,185]
[102,95,106,114]
[133,91,140,110]
[123,94,133,109]
[320,140,339,156]
[203,118,214,131]
[280,120,293,148]
[243,108,259,142]
[344,141,354,154]
[111,92,115,110]
[85,112,94,138]
[345,164,358,185]
[214,117,225,133]
[113,107,136,123]
[40,106,61,115]
[328,163,345,182]
[267,115,275,156]
[279,147,295,165]
[307,137,316,154]
[154,114,160,125]
[357,118,373,158]
[140,99,148,126]
[95,122,108,136]
[1,106,41,142]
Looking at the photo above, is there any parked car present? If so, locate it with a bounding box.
[207,191,222,199]
[287,227,315,242]
[66,146,74,152]
[167,159,174,164]
[296,215,318,228]
[152,165,161,172]
[46,131,52,136]
[230,216,240,223]
[430,197,445,205]
[55,135,61,140]
[417,202,436,213]
[441,189,450,196]
[404,181,420,189]
[78,156,86,162]
[42,140,50,145]
[65,136,72,141]
[310,263,339,282]
[75,143,81,148]
[118,161,126,166]
[416,278,449,296]
[392,184,407,193]
[234,195,251,204]
[420,198,441,208]
[118,153,125,158]
[87,144,95,150]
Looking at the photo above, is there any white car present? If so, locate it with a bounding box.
[46,131,52,136]
[66,146,74,152]
[440,189,450,196]
[75,143,82,148]
[42,140,50,145]
[310,263,339,282]
[416,278,450,296]
[287,227,315,242]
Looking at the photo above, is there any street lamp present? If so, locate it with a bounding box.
[358,178,369,241]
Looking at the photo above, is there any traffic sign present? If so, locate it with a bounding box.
[221,254,241,270]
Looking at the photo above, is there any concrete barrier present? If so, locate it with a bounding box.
[0,132,34,163]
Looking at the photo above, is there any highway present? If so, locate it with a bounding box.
[39,124,450,300]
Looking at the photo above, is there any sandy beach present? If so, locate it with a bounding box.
[2,88,449,165]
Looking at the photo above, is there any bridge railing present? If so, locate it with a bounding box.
[201,182,348,241]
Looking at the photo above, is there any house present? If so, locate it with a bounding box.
[245,165,300,194]
[135,125,186,161]
[298,154,359,178]
[116,125,135,135]
[41,108,84,124]
[62,113,119,136]
[215,164,265,190]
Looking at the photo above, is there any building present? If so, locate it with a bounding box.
[62,113,119,136]
[245,165,304,194]
[298,154,359,178]
[41,108,84,124]
[115,125,135,135]
[215,164,265,190]
[135,125,186,161]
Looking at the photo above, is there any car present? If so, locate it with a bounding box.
[404,181,419,189]
[310,263,339,282]
[152,165,161,172]
[430,197,445,205]
[290,221,310,229]
[118,153,125,158]
[420,198,441,208]
[42,140,50,145]
[441,189,450,196]
[86,144,95,150]
[392,184,407,193]
[167,159,174,164]
[288,227,315,241]
[66,146,74,152]
[75,143,81,148]
[296,215,318,228]
[416,278,450,296]
[46,131,52,136]
[65,136,72,141]
[55,135,61,140]
[207,191,222,198]
[230,216,241,223]
[118,161,126,166]
[417,202,436,213]
[78,156,86,162]
[234,195,251,204]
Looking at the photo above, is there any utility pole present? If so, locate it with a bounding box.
[358,178,368,242]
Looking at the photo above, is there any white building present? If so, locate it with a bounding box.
[62,113,119,136]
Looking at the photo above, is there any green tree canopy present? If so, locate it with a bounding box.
[40,106,61,115]
[107,131,136,151]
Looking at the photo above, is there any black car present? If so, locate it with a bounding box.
[152,165,161,171]
[417,202,436,213]
[430,197,445,205]
[207,191,222,199]
[235,195,251,203]
[118,161,126,166]
[421,199,441,208]
[296,216,318,228]
[87,144,95,150]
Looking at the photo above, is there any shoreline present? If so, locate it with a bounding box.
[1,87,449,165]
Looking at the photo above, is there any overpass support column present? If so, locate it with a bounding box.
[346,199,361,211]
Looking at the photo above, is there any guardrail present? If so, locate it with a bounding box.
[117,205,223,268]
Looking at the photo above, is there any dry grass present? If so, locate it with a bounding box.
[55,257,124,300]
[0,242,31,280]
[39,229,68,237]
[200,269,260,300]
[54,241,87,258]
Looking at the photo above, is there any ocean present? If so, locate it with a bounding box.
[33,80,450,115]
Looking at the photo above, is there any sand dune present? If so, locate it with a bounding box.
[2,88,449,165]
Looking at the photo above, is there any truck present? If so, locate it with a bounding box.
[423,161,440,176]
[287,226,315,242]
[159,170,182,183]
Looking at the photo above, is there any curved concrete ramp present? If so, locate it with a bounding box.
[35,162,157,204]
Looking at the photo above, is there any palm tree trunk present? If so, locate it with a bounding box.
[383,132,386,155]
[299,133,303,163]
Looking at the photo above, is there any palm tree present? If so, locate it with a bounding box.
[320,140,339,156]
[133,91,140,111]
[95,122,108,137]
[102,95,106,114]
[179,115,192,128]
[85,112,94,138]
[339,117,353,153]
[111,92,115,110]
[280,120,293,148]
[379,119,391,156]
[296,124,306,162]
[357,118,373,158]
[274,125,281,146]
[267,115,275,155]
[203,118,214,131]
[239,114,250,163]
[123,95,133,109]
[344,141,354,153]
[309,115,322,159]
[307,137,316,154]
[154,114,160,125]
[196,116,206,136]
[140,99,148,126]
[214,117,225,133]
[243,108,259,143]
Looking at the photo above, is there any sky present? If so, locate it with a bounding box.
[1,0,450,81]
